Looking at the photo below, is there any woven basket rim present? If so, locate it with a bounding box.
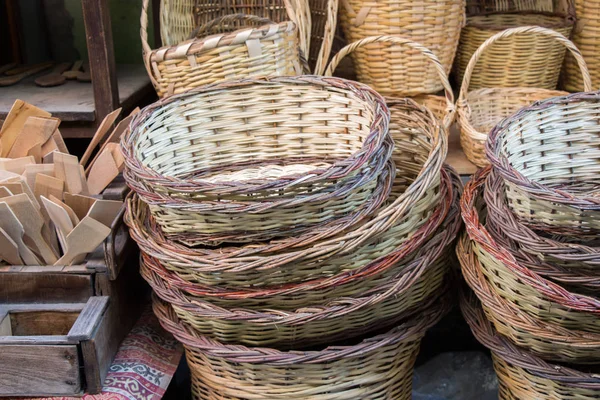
[152,292,448,364]
[122,76,392,195]
[485,90,600,208]
[460,289,600,388]
[458,233,600,348]
[466,11,575,30]
[149,20,297,62]
[460,167,600,313]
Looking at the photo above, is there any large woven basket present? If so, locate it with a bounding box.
[159,0,196,46]
[466,0,561,15]
[123,76,395,246]
[459,231,600,363]
[135,171,460,349]
[457,25,591,167]
[461,290,600,400]
[141,0,309,98]
[486,91,600,237]
[484,169,600,293]
[325,36,456,130]
[337,0,465,97]
[454,9,575,90]
[153,293,449,400]
[128,166,454,310]
[563,0,600,91]
[124,96,446,288]
[461,168,600,335]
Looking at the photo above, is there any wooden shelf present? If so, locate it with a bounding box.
[0,64,152,124]
[446,123,477,176]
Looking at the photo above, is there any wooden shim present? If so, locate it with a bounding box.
[0,100,51,157]
[54,152,88,195]
[7,116,60,159]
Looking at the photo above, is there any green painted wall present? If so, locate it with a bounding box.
[65,0,155,64]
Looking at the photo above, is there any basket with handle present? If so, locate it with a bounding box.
[460,289,600,400]
[459,231,600,364]
[486,91,600,237]
[337,0,465,97]
[484,169,600,294]
[325,36,456,130]
[122,76,396,246]
[457,25,591,167]
[159,0,196,46]
[454,7,575,90]
[460,167,600,335]
[123,97,447,289]
[562,0,600,92]
[141,0,309,98]
[153,292,450,400]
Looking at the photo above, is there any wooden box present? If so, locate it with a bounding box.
[0,298,113,397]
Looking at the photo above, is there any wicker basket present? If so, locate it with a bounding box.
[325,36,456,130]
[562,0,600,92]
[454,10,575,90]
[153,293,449,399]
[466,0,561,15]
[457,25,591,167]
[141,0,310,98]
[461,290,600,400]
[459,232,600,363]
[123,76,396,246]
[484,169,600,294]
[337,0,465,97]
[306,0,338,74]
[486,91,600,237]
[124,97,446,288]
[460,168,600,335]
[129,167,454,309]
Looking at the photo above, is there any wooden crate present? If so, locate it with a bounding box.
[0,297,114,397]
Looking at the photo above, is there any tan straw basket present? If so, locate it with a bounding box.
[486,91,600,237]
[460,289,600,400]
[466,0,559,15]
[123,76,395,246]
[562,0,600,91]
[159,0,196,46]
[454,9,575,90]
[337,0,465,97]
[459,232,600,364]
[325,36,457,130]
[457,25,591,167]
[153,294,449,400]
[141,0,309,98]
[461,168,600,336]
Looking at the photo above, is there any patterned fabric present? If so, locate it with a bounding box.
[17,308,183,400]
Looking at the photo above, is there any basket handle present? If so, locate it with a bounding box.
[284,0,311,60]
[140,0,159,89]
[458,26,592,108]
[324,35,455,126]
[188,14,274,39]
[313,0,339,75]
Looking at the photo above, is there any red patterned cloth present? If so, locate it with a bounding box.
[17,309,183,400]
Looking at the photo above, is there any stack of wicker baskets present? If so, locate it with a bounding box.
[122,74,462,399]
[458,91,600,399]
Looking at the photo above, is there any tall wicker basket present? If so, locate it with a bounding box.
[337,0,465,97]
[562,0,600,91]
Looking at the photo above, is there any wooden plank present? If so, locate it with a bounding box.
[446,124,477,176]
[0,344,81,396]
[81,0,119,126]
[0,273,93,303]
[0,314,12,336]
[8,310,80,336]
[0,335,74,345]
[68,296,109,340]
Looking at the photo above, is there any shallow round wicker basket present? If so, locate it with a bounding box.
[458,232,600,363]
[124,96,446,288]
[457,25,591,167]
[153,293,449,400]
[460,290,600,400]
[338,0,465,97]
[122,76,395,246]
[486,91,600,237]
[454,11,574,90]
[484,170,600,293]
[460,168,600,335]
[562,0,600,92]
[325,36,456,130]
[142,0,310,98]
